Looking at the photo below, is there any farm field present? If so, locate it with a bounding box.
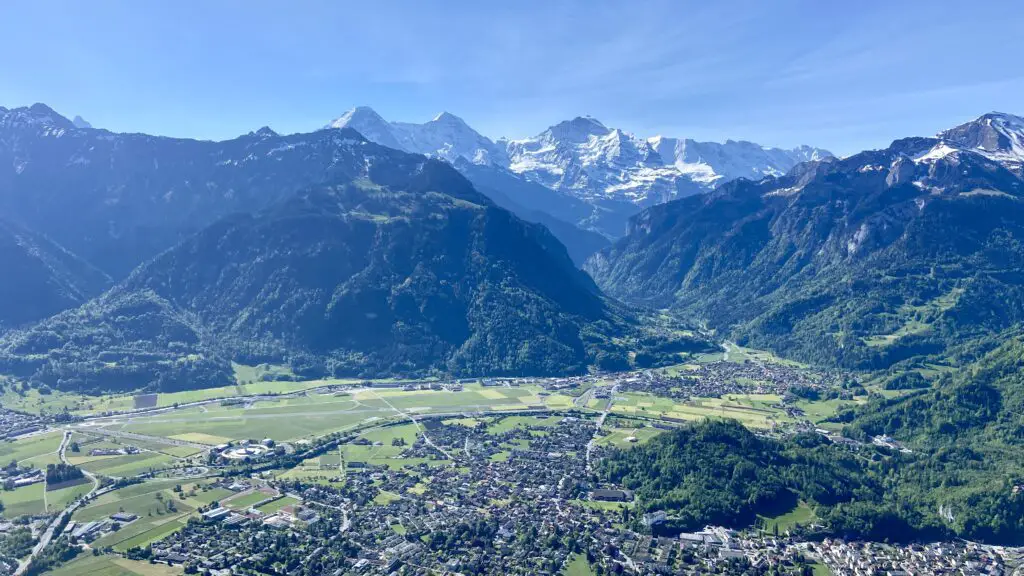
[186,485,234,506]
[723,343,809,368]
[94,512,191,552]
[80,452,178,477]
[48,553,184,576]
[793,398,864,423]
[73,479,186,523]
[0,388,125,415]
[486,415,562,435]
[338,422,445,470]
[47,482,93,511]
[0,431,63,466]
[273,466,344,485]
[0,483,45,517]
[0,480,92,518]
[373,490,401,505]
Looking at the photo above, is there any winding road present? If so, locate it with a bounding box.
[15,430,104,576]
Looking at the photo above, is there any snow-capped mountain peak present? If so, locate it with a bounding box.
[542,116,611,144]
[328,106,504,165]
[430,111,466,125]
[938,112,1024,166]
[322,107,833,223]
[327,106,404,151]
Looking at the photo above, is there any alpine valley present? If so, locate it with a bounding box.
[3,102,1024,576]
[588,112,1024,372]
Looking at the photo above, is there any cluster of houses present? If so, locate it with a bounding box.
[811,539,1010,576]
[401,382,463,392]
[149,490,326,573]
[619,360,838,403]
[0,407,46,439]
[0,461,43,489]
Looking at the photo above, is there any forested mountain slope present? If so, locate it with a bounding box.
[0,142,704,393]
[588,113,1024,369]
[0,219,110,330]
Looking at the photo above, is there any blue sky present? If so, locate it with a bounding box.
[2,0,1022,156]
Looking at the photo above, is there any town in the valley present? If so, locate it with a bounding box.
[0,355,1020,576]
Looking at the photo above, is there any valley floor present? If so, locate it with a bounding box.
[0,352,1018,575]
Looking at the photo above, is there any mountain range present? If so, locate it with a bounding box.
[328,107,832,238]
[587,112,1024,371]
[0,105,711,393]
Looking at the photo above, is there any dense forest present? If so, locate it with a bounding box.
[601,415,1023,544]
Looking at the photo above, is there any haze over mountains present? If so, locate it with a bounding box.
[588,112,1024,371]
[0,104,710,392]
[328,107,832,238]
[2,102,1024,394]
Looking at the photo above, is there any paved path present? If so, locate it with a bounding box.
[585,384,617,472]
[364,389,455,461]
[16,431,105,576]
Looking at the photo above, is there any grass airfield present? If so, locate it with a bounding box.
[75,382,576,445]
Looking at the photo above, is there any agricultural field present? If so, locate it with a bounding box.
[575,499,634,512]
[610,392,792,429]
[94,512,191,553]
[0,483,45,517]
[186,485,234,506]
[373,490,401,505]
[0,481,91,518]
[723,343,809,368]
[0,431,63,466]
[74,479,210,553]
[73,479,186,523]
[793,398,862,423]
[486,415,562,435]
[273,466,344,485]
[341,422,448,470]
[48,553,184,576]
[232,362,298,385]
[80,452,178,478]
[47,482,93,511]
